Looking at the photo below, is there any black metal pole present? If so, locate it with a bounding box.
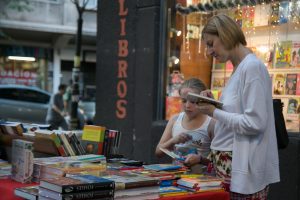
[70,12,83,130]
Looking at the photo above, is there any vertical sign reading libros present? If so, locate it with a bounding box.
[116,0,128,119]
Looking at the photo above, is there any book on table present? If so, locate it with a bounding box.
[39,176,115,194]
[187,92,223,109]
[38,186,114,200]
[14,185,39,200]
[143,164,182,171]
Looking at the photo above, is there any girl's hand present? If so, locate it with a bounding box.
[184,154,202,167]
[172,133,192,145]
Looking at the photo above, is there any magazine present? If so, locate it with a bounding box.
[187,92,223,109]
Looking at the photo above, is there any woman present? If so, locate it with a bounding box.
[155,78,215,172]
[195,14,280,199]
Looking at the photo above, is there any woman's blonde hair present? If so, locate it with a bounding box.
[179,78,207,95]
[201,14,246,50]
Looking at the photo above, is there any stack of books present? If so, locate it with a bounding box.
[11,139,34,183]
[0,121,24,135]
[32,154,106,182]
[67,170,160,199]
[0,158,12,179]
[14,185,39,200]
[176,175,223,192]
[38,175,115,200]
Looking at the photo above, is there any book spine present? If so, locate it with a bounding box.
[125,180,160,189]
[103,129,109,157]
[61,189,114,200]
[61,182,115,193]
[72,133,86,155]
[51,133,67,156]
[68,134,81,156]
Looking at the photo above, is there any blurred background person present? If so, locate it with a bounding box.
[46,84,69,130]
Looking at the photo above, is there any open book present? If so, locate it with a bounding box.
[159,147,184,161]
[187,92,223,109]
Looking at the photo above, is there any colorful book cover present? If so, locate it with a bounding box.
[274,41,292,68]
[273,73,286,95]
[269,2,280,25]
[159,186,188,197]
[143,164,182,171]
[285,74,297,95]
[242,6,255,28]
[254,4,271,27]
[291,41,300,68]
[165,96,182,120]
[213,59,225,70]
[286,98,300,131]
[296,73,300,95]
[211,76,225,89]
[14,186,39,200]
[279,1,289,24]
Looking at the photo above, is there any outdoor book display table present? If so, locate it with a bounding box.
[0,178,230,200]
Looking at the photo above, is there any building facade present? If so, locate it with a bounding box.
[0,0,97,94]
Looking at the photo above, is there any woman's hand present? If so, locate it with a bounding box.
[184,154,202,167]
[197,103,216,117]
[200,89,214,98]
[171,133,192,145]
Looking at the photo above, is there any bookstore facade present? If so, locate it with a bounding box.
[96,1,300,198]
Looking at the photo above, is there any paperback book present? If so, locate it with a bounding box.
[187,92,223,109]
[14,186,39,200]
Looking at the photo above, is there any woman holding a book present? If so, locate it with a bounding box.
[196,14,280,199]
[155,78,215,173]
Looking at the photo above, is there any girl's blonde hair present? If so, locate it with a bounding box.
[179,78,207,95]
[201,14,246,50]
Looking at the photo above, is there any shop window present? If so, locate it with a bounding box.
[164,0,300,132]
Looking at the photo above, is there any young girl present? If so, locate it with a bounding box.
[155,78,215,172]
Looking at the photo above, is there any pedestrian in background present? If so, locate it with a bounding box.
[198,14,279,199]
[46,84,69,130]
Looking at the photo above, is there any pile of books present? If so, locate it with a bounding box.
[176,175,223,192]
[33,154,106,182]
[0,158,12,179]
[67,170,160,199]
[38,175,115,200]
[0,121,24,135]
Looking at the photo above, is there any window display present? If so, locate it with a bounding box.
[166,0,300,132]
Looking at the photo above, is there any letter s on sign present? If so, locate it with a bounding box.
[116,99,127,119]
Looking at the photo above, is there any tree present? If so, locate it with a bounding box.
[69,0,90,129]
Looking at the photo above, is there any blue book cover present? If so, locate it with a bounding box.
[143,164,182,171]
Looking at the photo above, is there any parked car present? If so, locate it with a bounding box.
[0,84,93,127]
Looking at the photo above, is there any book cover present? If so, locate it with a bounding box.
[81,140,103,155]
[254,4,271,27]
[165,96,182,120]
[269,2,280,25]
[41,161,105,177]
[242,6,254,28]
[285,74,297,95]
[14,186,39,200]
[273,73,286,95]
[159,186,188,197]
[286,98,300,131]
[187,92,223,109]
[143,164,182,171]
[279,1,289,24]
[274,41,292,68]
[211,76,225,89]
[39,186,114,200]
[291,41,300,68]
[159,147,184,161]
[296,73,300,95]
[40,176,115,194]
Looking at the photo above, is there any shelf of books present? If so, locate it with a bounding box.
[211,39,300,132]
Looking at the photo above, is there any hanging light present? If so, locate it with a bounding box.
[7,56,36,62]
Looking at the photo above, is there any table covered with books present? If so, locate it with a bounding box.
[0,155,229,200]
[0,124,229,200]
